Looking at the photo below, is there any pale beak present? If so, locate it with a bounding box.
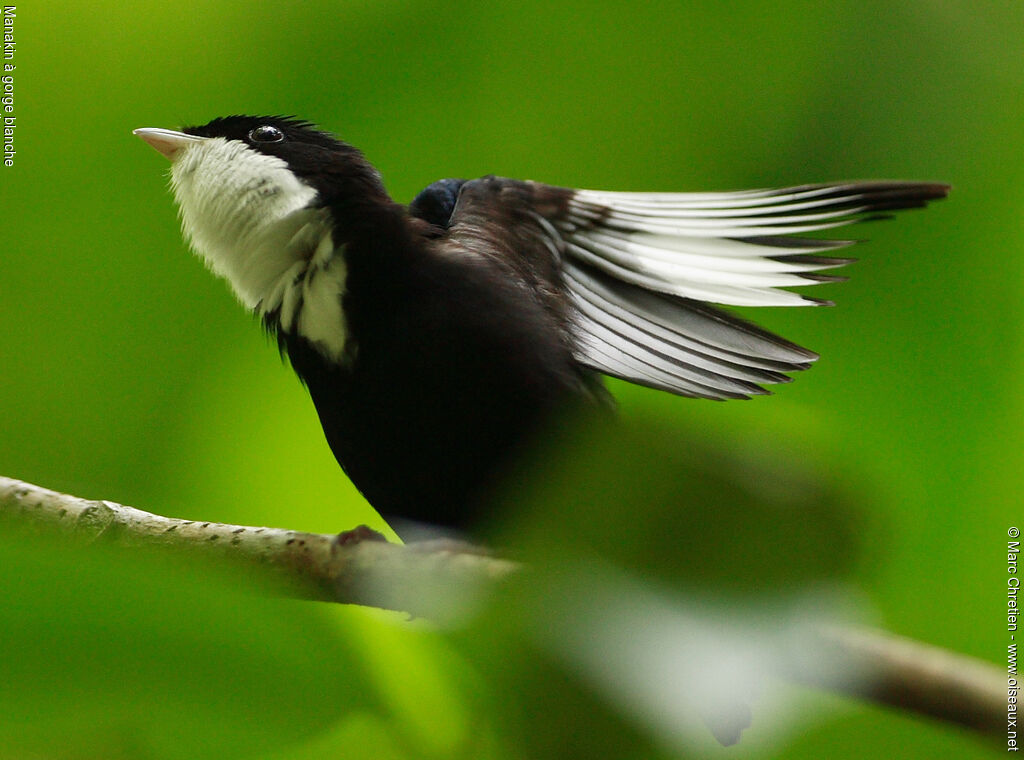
[133,127,207,161]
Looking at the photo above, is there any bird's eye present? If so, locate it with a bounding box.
[248,125,285,143]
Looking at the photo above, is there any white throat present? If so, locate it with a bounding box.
[169,137,348,360]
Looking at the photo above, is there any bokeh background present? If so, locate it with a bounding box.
[2,1,1021,758]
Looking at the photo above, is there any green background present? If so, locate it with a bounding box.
[1,1,1020,757]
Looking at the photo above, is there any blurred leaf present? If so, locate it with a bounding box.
[487,408,862,592]
[336,607,484,760]
[429,412,869,757]
[0,532,377,759]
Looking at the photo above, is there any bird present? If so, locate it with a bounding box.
[134,115,948,537]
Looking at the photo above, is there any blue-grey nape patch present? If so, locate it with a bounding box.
[409,178,467,229]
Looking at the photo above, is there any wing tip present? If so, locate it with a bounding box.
[768,253,858,269]
[800,273,849,284]
[800,295,835,306]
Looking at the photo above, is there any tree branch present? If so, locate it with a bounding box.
[0,476,1008,745]
[0,475,515,613]
[799,624,1008,741]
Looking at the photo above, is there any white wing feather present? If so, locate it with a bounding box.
[556,181,947,398]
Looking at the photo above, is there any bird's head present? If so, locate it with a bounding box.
[134,115,386,309]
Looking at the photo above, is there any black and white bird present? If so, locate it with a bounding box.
[135,116,947,535]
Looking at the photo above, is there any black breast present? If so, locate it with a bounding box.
[281,201,593,534]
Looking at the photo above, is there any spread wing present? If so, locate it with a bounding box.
[410,178,949,400]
